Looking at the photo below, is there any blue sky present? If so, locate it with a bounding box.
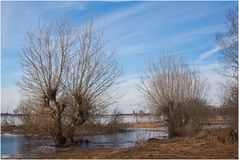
[1,1,237,113]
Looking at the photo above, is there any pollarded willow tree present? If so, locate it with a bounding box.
[19,20,121,147]
[139,55,208,137]
[63,22,121,144]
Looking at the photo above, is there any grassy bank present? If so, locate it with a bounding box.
[125,121,165,128]
[43,128,238,159]
[0,123,128,137]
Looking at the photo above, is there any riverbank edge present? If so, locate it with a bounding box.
[41,128,238,159]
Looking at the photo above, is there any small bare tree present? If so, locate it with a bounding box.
[216,8,238,131]
[139,55,207,137]
[108,107,124,128]
[19,20,121,147]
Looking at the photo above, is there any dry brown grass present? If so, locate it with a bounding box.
[125,122,165,128]
[209,116,231,125]
[43,128,238,159]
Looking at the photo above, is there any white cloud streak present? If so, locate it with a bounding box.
[195,35,237,63]
[95,2,154,29]
[196,46,221,63]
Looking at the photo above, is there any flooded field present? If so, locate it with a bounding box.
[0,114,231,159]
[1,127,167,158]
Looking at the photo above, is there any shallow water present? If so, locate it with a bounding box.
[1,128,167,158]
[1,134,54,158]
[76,128,168,148]
[206,124,230,129]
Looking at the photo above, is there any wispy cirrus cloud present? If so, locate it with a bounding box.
[43,2,88,11]
[195,46,221,63]
[98,2,228,56]
[95,2,154,29]
[195,35,237,63]
[114,23,224,57]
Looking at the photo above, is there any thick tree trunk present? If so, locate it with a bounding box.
[66,119,86,145]
[54,106,64,147]
[66,125,75,145]
[168,105,176,138]
[65,103,89,146]
[168,120,176,138]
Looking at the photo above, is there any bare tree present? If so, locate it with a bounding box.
[108,107,124,128]
[20,20,72,147]
[63,22,121,144]
[216,8,238,131]
[139,55,207,137]
[19,20,121,147]
[216,8,238,81]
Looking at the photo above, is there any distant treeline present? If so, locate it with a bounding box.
[103,113,154,116]
[1,113,25,116]
[0,112,154,117]
[209,107,235,116]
